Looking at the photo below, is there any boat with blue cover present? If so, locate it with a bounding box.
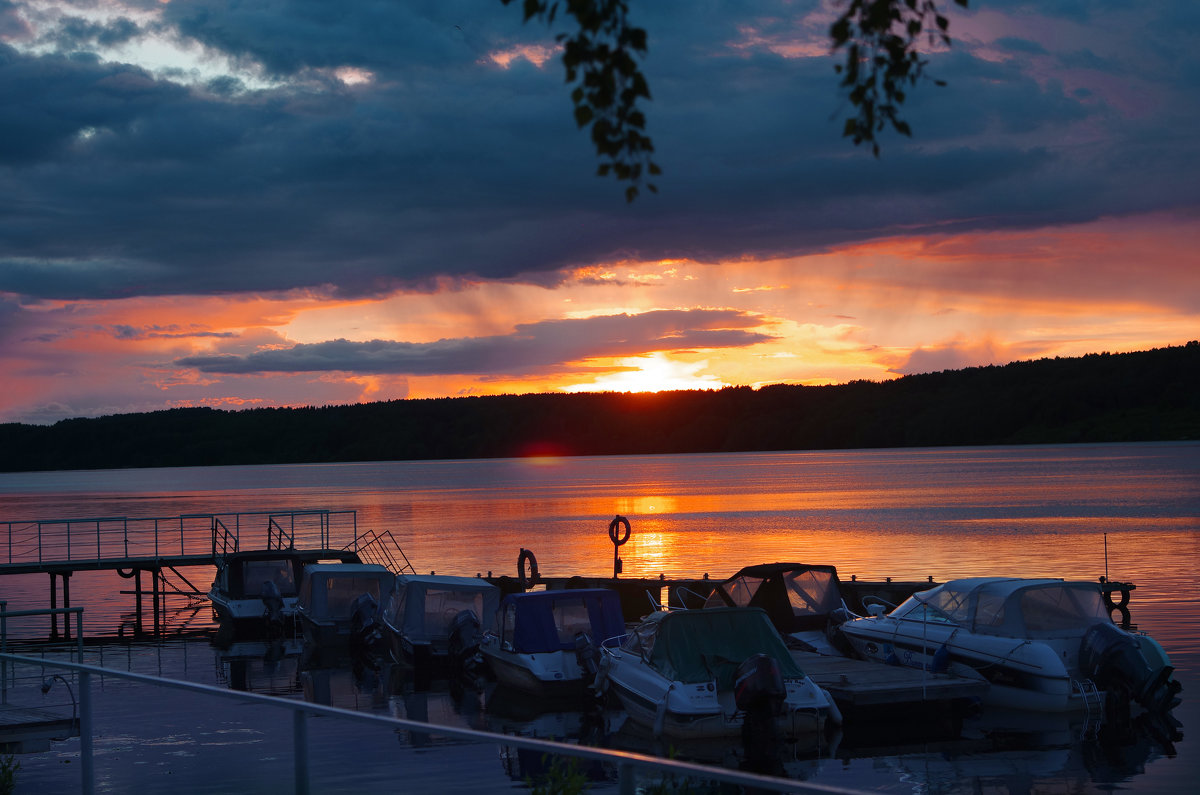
[479,588,626,698]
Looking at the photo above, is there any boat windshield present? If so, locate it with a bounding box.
[1014,585,1111,636]
[551,598,594,643]
[241,559,296,597]
[702,575,763,609]
[423,589,486,640]
[892,585,970,625]
[783,568,840,617]
[324,576,385,616]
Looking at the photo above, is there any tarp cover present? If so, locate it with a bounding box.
[387,574,500,643]
[643,607,805,688]
[297,564,393,620]
[499,588,625,654]
[703,563,843,633]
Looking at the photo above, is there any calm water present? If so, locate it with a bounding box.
[1,442,1197,793]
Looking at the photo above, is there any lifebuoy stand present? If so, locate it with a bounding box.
[609,515,631,579]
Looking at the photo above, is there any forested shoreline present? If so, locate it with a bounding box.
[2,342,1196,473]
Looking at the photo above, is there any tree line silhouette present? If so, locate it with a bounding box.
[2,342,1196,473]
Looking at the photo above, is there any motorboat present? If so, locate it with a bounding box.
[837,577,1182,714]
[598,606,837,740]
[701,562,853,655]
[479,588,626,698]
[208,548,361,634]
[380,574,500,671]
[295,562,395,649]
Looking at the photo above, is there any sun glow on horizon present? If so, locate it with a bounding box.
[562,352,729,394]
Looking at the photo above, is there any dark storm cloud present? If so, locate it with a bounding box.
[175,309,776,375]
[1,1,1197,301]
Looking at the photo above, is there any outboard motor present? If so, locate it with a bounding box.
[350,592,382,650]
[734,653,787,714]
[574,632,600,679]
[1079,622,1182,713]
[447,609,481,666]
[261,580,285,635]
[735,653,788,765]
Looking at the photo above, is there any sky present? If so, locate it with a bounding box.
[1,1,1197,425]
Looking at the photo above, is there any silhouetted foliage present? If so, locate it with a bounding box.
[832,0,970,155]
[506,0,969,197]
[0,343,1196,473]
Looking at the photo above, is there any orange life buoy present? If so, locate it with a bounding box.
[608,515,631,546]
[517,548,539,588]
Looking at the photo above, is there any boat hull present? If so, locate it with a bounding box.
[481,645,592,699]
[601,649,829,740]
[839,617,1085,712]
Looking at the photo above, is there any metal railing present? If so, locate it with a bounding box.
[348,528,416,574]
[0,653,862,795]
[1,510,360,568]
[0,604,85,660]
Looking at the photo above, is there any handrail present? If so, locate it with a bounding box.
[0,653,863,795]
[347,528,416,575]
[3,510,360,569]
[0,605,85,660]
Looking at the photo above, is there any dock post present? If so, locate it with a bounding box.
[63,573,72,641]
[49,573,58,639]
[134,570,143,634]
[152,569,161,635]
[293,709,310,795]
[80,669,94,795]
[617,761,635,795]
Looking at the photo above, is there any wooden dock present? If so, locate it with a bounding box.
[0,705,78,754]
[792,650,987,708]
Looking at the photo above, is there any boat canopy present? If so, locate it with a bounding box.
[297,564,394,621]
[891,577,1113,639]
[497,588,625,654]
[629,607,805,688]
[702,563,844,633]
[385,574,499,643]
[219,549,360,599]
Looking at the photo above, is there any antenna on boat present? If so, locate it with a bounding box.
[1104,533,1109,581]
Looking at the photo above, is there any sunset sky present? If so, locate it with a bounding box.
[1,1,1197,425]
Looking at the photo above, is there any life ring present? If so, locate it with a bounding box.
[608,515,631,546]
[517,548,539,588]
[1103,587,1130,610]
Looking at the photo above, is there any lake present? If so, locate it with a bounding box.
[1,441,1196,793]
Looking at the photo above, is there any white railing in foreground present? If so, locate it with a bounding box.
[1,653,864,795]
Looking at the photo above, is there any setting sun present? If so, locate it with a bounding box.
[564,353,729,394]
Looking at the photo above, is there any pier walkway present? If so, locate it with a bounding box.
[0,510,410,635]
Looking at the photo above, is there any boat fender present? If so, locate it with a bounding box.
[608,515,631,546]
[653,683,675,737]
[930,643,951,674]
[517,548,539,589]
[820,688,843,727]
[261,580,285,629]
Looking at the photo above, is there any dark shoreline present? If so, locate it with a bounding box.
[2,342,1196,473]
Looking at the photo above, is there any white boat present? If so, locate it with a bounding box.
[208,548,360,634]
[295,563,395,648]
[837,577,1182,714]
[599,606,836,740]
[380,574,500,670]
[479,588,626,698]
